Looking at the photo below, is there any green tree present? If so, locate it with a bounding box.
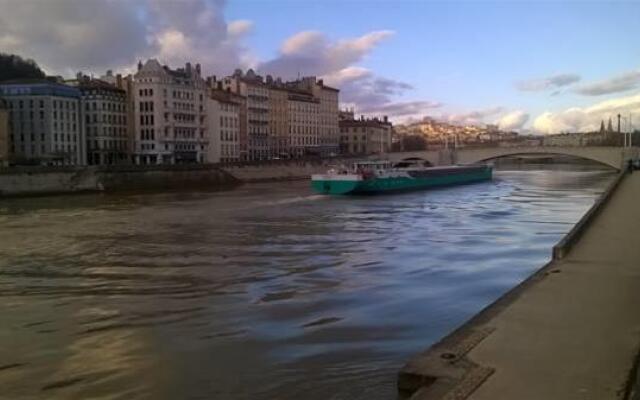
[0,53,46,82]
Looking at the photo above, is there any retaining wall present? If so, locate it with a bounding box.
[0,158,354,197]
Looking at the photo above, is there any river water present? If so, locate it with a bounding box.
[0,165,615,400]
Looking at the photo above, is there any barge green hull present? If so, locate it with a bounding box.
[311,167,492,195]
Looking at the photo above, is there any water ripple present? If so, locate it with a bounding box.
[0,166,615,400]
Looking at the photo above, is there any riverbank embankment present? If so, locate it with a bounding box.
[0,158,344,197]
[399,169,640,400]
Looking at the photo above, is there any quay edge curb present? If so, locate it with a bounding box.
[552,167,629,260]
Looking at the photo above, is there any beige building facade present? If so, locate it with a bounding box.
[291,77,340,156]
[68,75,129,165]
[268,86,289,158]
[222,70,270,161]
[288,90,320,157]
[222,71,340,160]
[133,59,209,164]
[101,71,137,163]
[339,116,393,155]
[207,90,241,163]
[312,80,340,156]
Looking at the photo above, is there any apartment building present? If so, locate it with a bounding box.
[133,59,208,164]
[0,81,85,165]
[339,115,393,155]
[289,77,340,156]
[267,84,289,158]
[287,89,320,157]
[222,69,270,161]
[67,75,129,165]
[217,70,341,160]
[207,89,242,163]
[100,71,137,161]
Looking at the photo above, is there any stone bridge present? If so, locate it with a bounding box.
[385,146,640,170]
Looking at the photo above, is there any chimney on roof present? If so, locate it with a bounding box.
[186,62,192,76]
[383,116,388,123]
[137,60,143,71]
[195,63,201,76]
[116,74,123,88]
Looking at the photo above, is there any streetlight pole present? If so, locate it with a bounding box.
[629,114,633,147]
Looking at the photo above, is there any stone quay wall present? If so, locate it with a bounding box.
[0,157,355,197]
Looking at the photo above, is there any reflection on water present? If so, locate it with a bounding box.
[0,165,615,399]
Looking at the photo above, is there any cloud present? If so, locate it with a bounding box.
[431,108,530,131]
[532,92,640,134]
[146,0,253,75]
[259,30,394,78]
[260,30,433,120]
[227,20,254,37]
[358,101,442,118]
[322,66,371,87]
[323,66,440,119]
[337,72,421,113]
[0,1,429,121]
[280,31,327,56]
[497,110,529,131]
[0,0,149,75]
[0,0,254,76]
[574,69,640,96]
[443,107,505,126]
[516,73,581,92]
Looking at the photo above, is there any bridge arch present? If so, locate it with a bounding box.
[468,152,617,170]
[386,146,637,170]
[455,147,630,170]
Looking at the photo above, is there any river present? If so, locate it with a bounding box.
[0,165,615,400]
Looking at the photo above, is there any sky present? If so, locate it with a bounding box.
[0,0,638,133]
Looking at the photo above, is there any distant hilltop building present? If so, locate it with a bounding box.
[394,117,518,148]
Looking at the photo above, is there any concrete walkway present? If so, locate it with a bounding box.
[401,172,640,400]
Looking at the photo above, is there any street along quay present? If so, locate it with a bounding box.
[399,167,640,400]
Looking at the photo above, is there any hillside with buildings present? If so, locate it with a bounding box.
[393,117,519,149]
